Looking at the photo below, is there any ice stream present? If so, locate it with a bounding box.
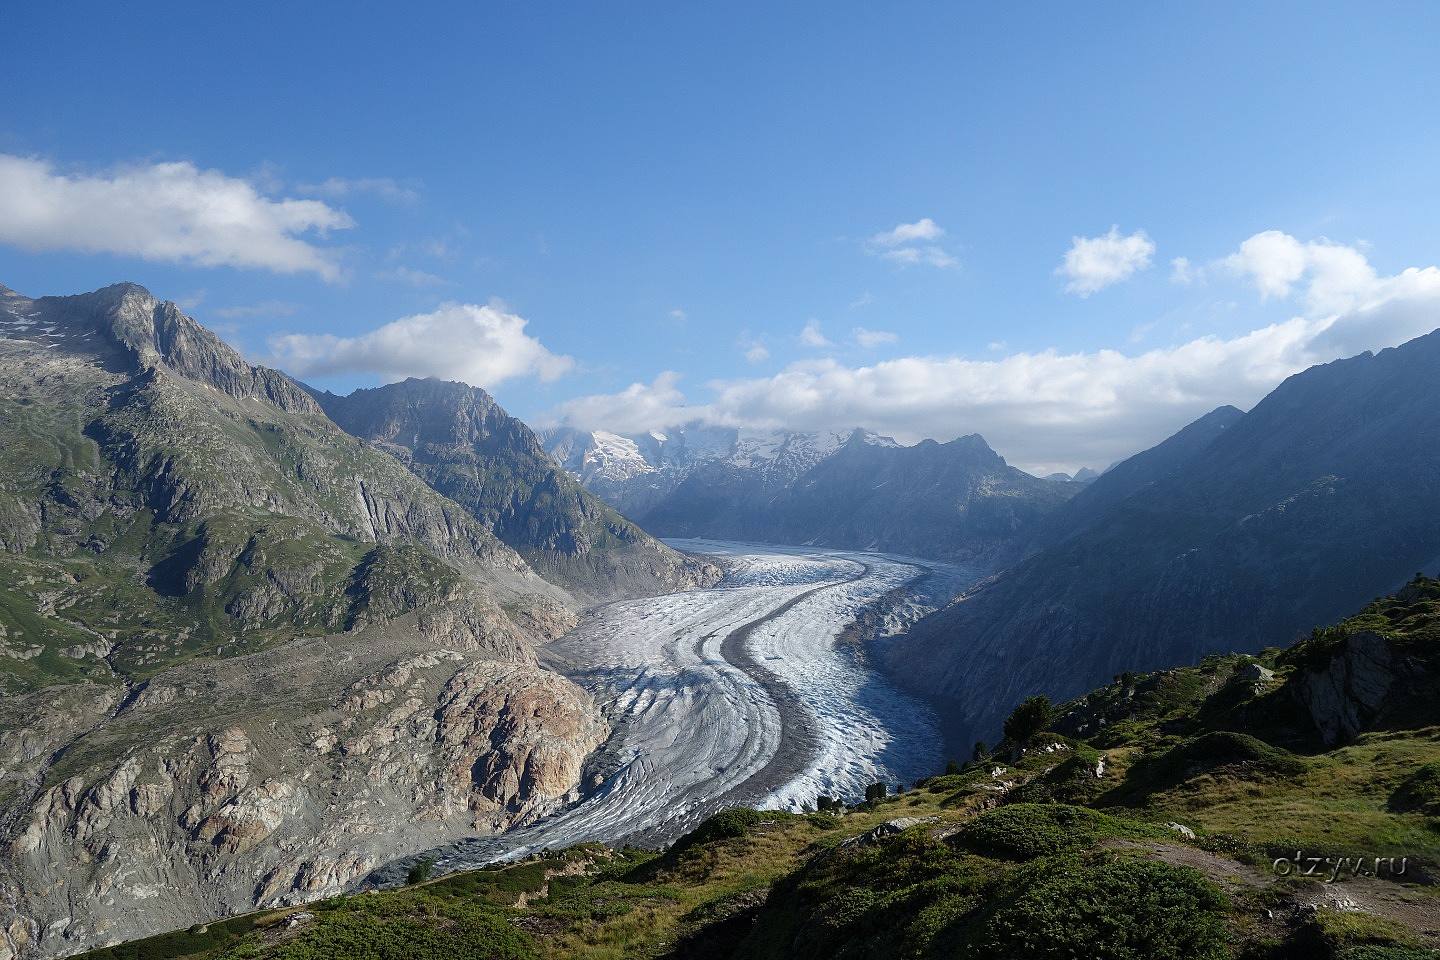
[368,539,976,883]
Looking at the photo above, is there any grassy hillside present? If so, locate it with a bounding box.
[78,578,1440,960]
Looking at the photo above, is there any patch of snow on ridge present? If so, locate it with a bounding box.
[583,430,656,482]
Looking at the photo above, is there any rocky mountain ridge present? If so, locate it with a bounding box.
[0,281,677,958]
[313,379,717,603]
[887,328,1440,748]
[544,425,1075,564]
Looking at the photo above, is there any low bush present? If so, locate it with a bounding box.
[1114,731,1306,801]
[1389,761,1440,816]
[953,803,1165,860]
[980,857,1229,959]
[669,808,776,858]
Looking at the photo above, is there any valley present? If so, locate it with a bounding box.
[370,540,976,884]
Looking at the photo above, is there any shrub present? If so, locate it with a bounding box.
[1004,696,1054,747]
[954,803,1164,860]
[980,857,1229,959]
[406,857,435,885]
[669,808,769,857]
[1389,761,1440,816]
[1115,731,1305,800]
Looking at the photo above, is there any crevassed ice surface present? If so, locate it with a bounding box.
[371,539,976,881]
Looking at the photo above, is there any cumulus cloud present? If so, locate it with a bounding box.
[866,217,958,269]
[854,326,898,348]
[1058,226,1155,296]
[548,372,698,435]
[798,319,832,347]
[1222,231,1440,358]
[269,301,573,388]
[0,154,352,280]
[549,233,1440,474]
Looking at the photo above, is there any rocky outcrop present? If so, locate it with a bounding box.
[0,612,606,958]
[1290,632,1396,747]
[0,282,630,958]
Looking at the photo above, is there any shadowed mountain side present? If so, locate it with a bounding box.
[311,378,719,603]
[887,328,1440,747]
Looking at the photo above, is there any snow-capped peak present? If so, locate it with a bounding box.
[581,430,657,483]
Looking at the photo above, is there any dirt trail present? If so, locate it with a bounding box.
[1106,840,1440,946]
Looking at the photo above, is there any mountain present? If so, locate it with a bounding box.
[0,282,640,957]
[310,379,717,603]
[541,424,864,521]
[1033,404,1245,548]
[544,426,1076,564]
[886,330,1440,747]
[78,577,1440,959]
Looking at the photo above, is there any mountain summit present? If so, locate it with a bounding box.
[544,425,1075,563]
[313,378,716,601]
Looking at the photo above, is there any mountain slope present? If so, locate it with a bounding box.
[311,379,717,603]
[887,329,1440,747]
[1035,404,1245,547]
[546,426,1075,563]
[0,283,608,958]
[77,577,1440,960]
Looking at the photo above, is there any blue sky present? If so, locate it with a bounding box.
[5,2,1440,472]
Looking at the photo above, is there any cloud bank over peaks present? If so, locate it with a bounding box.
[549,231,1440,475]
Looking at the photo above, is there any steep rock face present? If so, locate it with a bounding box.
[0,612,604,958]
[313,379,718,602]
[0,283,614,958]
[1033,405,1245,548]
[889,330,1440,747]
[0,282,564,689]
[546,426,1074,563]
[1290,632,1397,747]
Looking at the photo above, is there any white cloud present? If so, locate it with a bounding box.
[1058,226,1155,296]
[1221,230,1440,357]
[269,301,574,388]
[799,319,832,347]
[871,218,944,246]
[854,326,898,348]
[1224,230,1308,299]
[0,154,352,280]
[669,308,688,323]
[1170,256,1196,285]
[738,333,770,363]
[296,176,420,205]
[548,372,696,435]
[866,217,958,269]
[549,234,1440,474]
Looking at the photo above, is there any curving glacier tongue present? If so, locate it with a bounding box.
[370,540,976,883]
